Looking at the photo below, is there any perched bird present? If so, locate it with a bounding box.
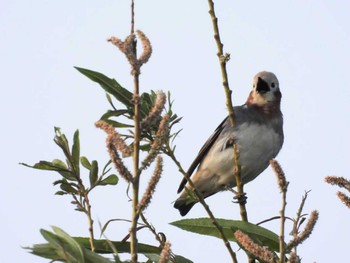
[174,71,284,216]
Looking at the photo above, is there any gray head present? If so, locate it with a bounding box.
[246,71,281,107]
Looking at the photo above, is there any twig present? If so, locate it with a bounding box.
[270,160,289,263]
[83,192,95,252]
[206,0,248,221]
[289,190,310,255]
[207,0,234,125]
[130,0,135,34]
[165,145,238,263]
[233,144,248,222]
[279,181,287,262]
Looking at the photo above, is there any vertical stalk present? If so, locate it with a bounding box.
[279,188,287,263]
[207,0,235,126]
[129,1,139,262]
[207,0,248,223]
[84,193,95,252]
[130,72,141,263]
[207,1,251,261]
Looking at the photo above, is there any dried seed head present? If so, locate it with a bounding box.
[234,230,275,263]
[270,159,288,192]
[337,191,350,209]
[140,114,169,170]
[108,30,152,76]
[287,210,319,250]
[159,241,171,263]
[325,176,350,192]
[95,120,133,182]
[138,156,163,211]
[95,120,132,157]
[141,90,166,131]
[136,30,152,66]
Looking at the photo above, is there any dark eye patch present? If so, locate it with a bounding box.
[271,82,276,88]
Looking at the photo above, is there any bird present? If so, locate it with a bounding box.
[174,71,284,216]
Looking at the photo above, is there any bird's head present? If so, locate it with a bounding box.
[246,71,281,111]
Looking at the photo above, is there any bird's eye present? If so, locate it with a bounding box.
[271,82,276,88]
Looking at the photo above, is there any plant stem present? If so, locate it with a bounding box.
[207,0,248,221]
[84,193,95,252]
[207,0,234,126]
[129,1,140,262]
[130,72,141,263]
[233,145,248,222]
[279,186,287,263]
[131,0,135,34]
[207,1,251,261]
[166,146,238,263]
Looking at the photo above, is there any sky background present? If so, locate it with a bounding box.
[1,0,350,262]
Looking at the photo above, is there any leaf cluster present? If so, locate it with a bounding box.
[21,128,118,212]
[75,67,182,154]
[29,226,193,263]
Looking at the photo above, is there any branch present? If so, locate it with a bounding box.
[165,146,238,263]
[207,0,248,223]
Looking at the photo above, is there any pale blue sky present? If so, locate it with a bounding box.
[1,1,350,262]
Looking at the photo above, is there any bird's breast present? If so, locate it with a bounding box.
[200,122,283,188]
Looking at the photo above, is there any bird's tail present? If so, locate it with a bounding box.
[173,197,196,216]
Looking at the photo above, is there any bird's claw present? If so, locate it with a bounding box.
[233,192,247,205]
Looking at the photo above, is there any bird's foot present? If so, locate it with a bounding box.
[225,186,248,205]
[233,192,247,205]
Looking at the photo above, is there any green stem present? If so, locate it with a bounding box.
[84,193,95,252]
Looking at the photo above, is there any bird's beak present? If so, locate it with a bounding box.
[256,77,270,94]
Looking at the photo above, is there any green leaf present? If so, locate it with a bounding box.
[72,130,80,173]
[52,226,85,262]
[89,160,99,187]
[21,161,77,181]
[80,156,91,170]
[52,159,68,169]
[75,67,133,109]
[73,237,161,254]
[170,218,281,252]
[55,191,67,196]
[54,127,71,159]
[99,174,119,186]
[104,119,134,128]
[101,109,130,120]
[60,182,78,194]
[29,227,113,263]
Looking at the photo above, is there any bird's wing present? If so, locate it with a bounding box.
[177,116,229,193]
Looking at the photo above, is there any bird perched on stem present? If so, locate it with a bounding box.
[174,71,284,216]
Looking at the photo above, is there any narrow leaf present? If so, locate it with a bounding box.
[101,109,130,120]
[89,160,99,187]
[170,218,281,252]
[52,226,84,262]
[73,237,161,254]
[71,130,80,173]
[74,67,133,109]
[99,174,119,186]
[80,156,91,170]
[104,119,133,128]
